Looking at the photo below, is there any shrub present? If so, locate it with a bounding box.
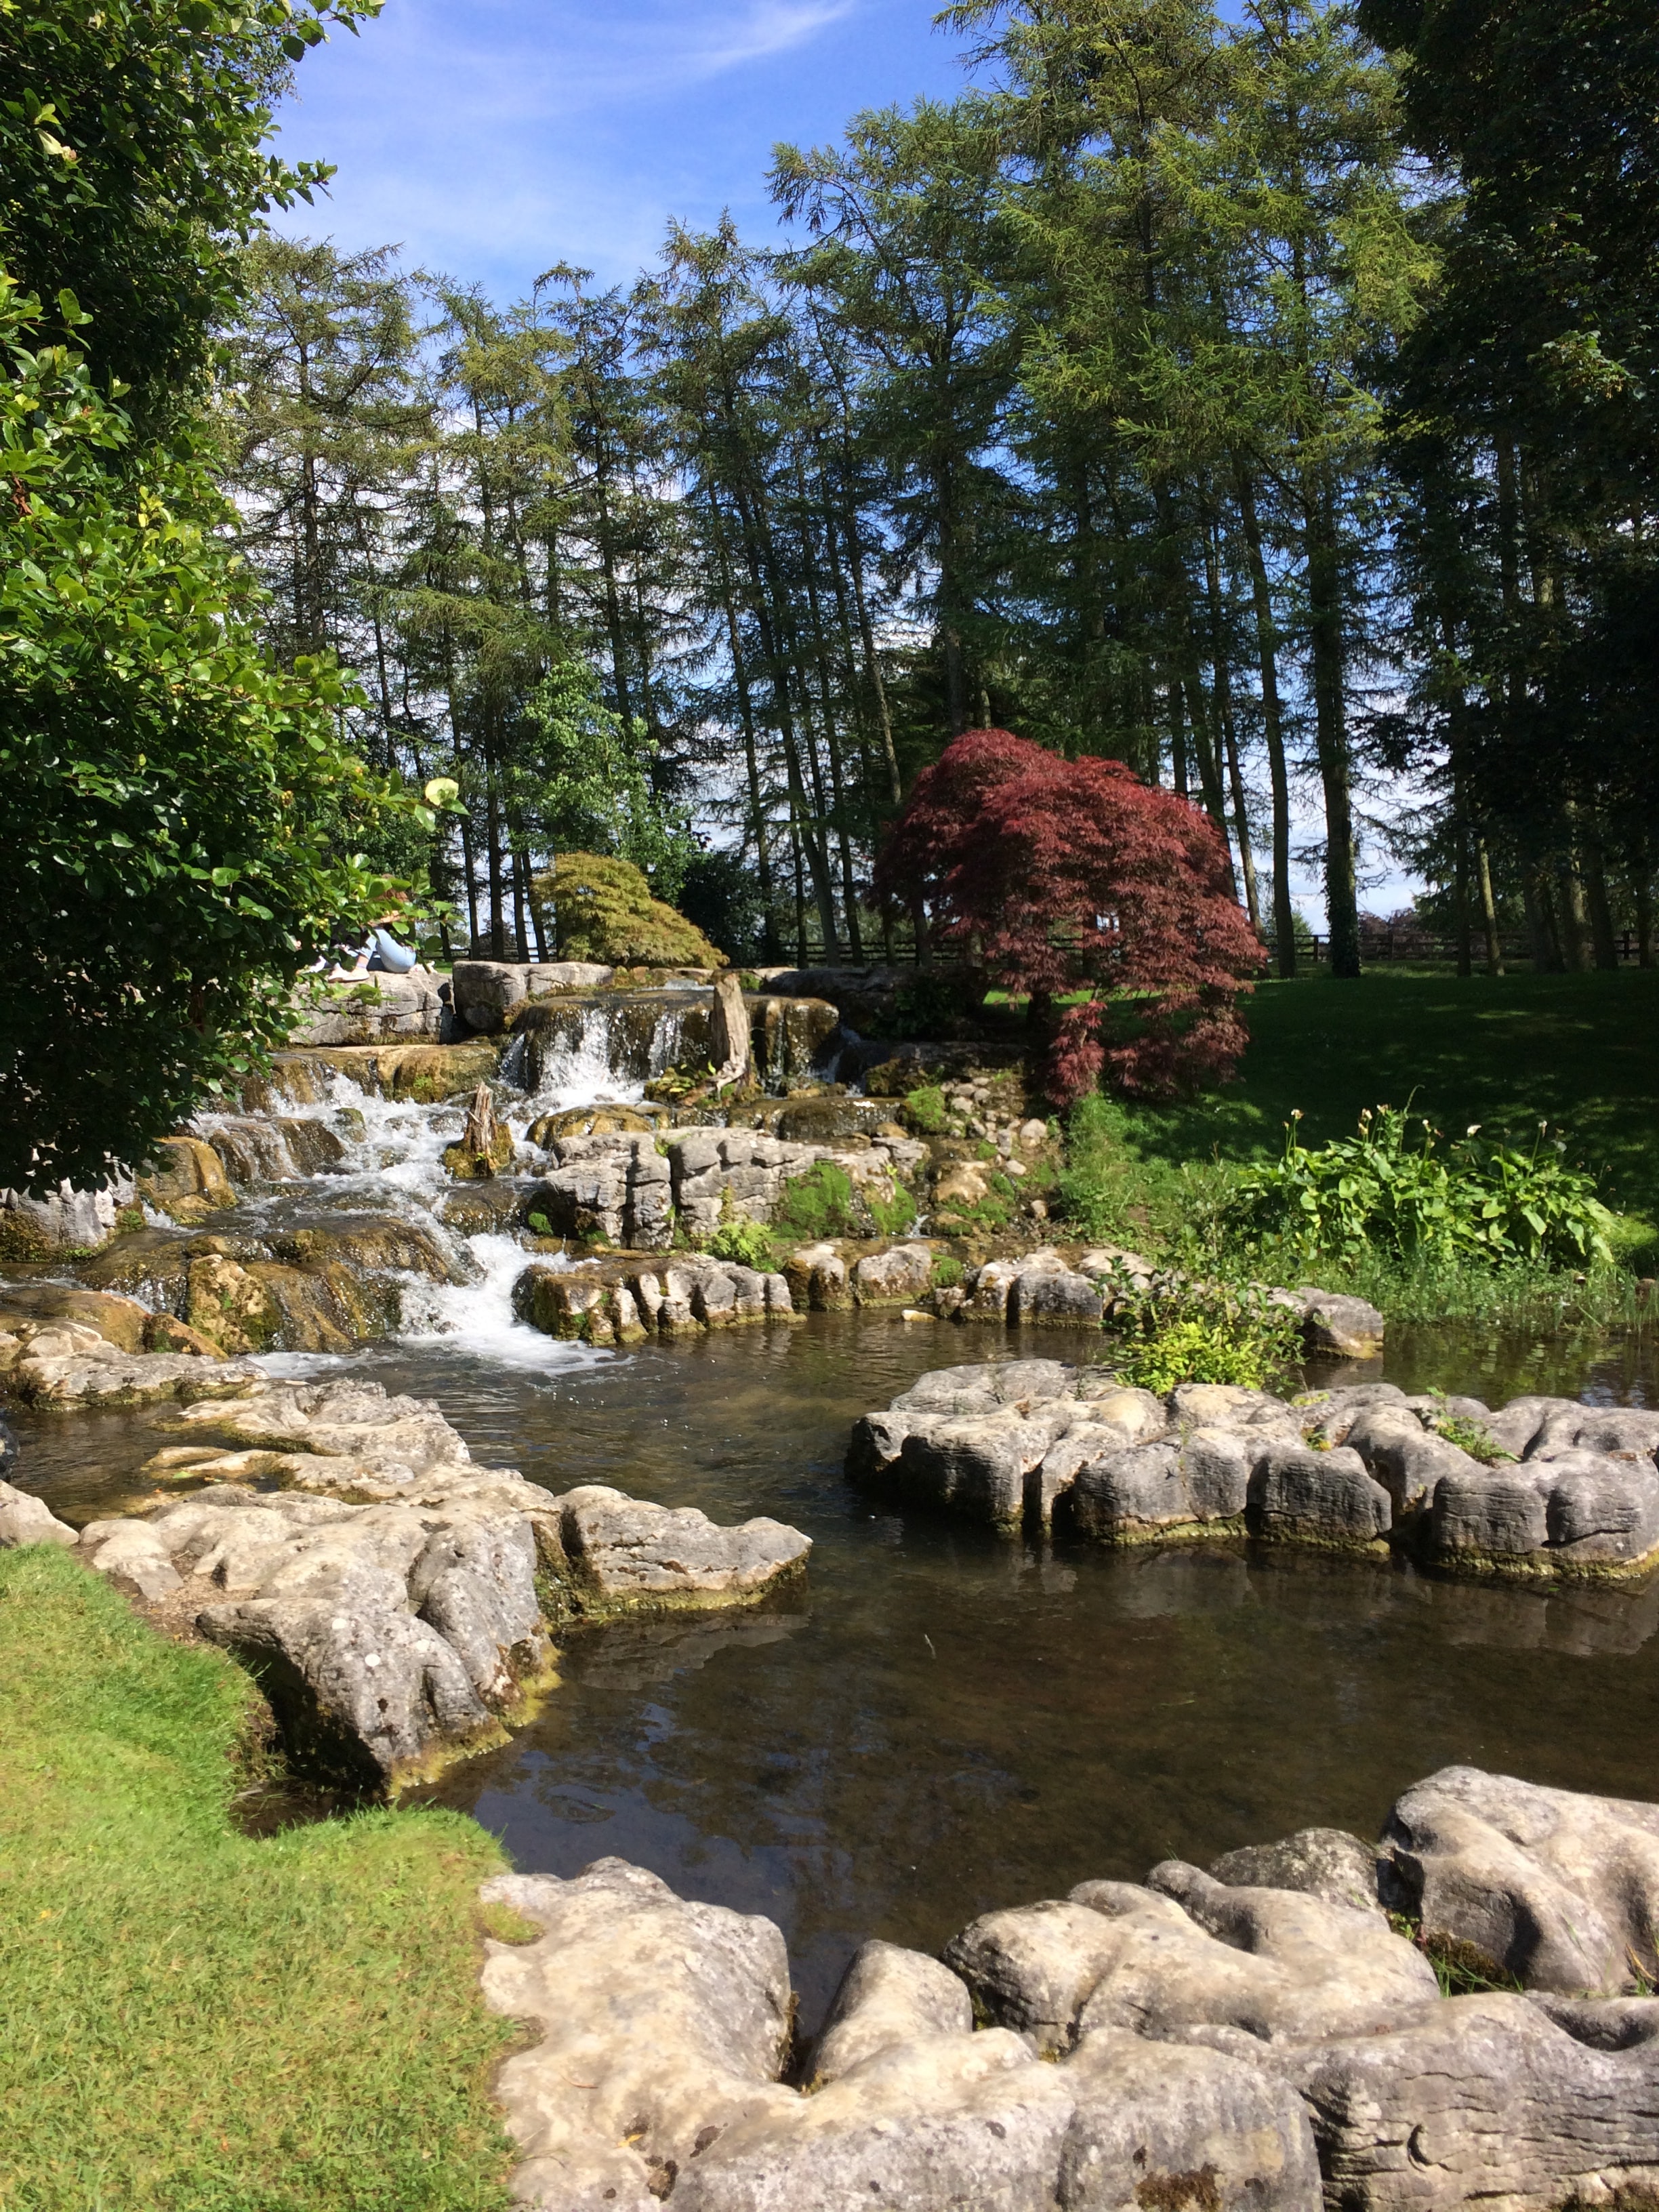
[1227,1106,1616,1271]
[1103,1265,1303,1393]
[867,1183,920,1236]
[774,1161,857,1240]
[535,853,723,968]
[701,1219,778,1270]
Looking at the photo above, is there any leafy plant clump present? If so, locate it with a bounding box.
[0,1544,518,2211]
[930,1254,965,1289]
[1227,1107,1617,1272]
[774,1160,858,1240]
[537,853,723,968]
[900,1084,951,1135]
[1104,1269,1304,1393]
[701,1219,779,1270]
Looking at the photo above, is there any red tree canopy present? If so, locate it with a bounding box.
[876,730,1264,1104]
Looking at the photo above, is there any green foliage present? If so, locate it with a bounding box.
[537,853,722,968]
[0,0,380,430]
[900,1084,949,1134]
[522,658,694,898]
[867,1183,920,1236]
[1057,1094,1229,1257]
[701,1218,779,1270]
[774,1160,857,1240]
[1106,1275,1304,1394]
[527,1211,554,1237]
[930,1253,964,1288]
[676,849,769,964]
[0,279,425,1193]
[0,1543,515,2211]
[1424,1397,1515,1465]
[1227,1105,1616,1271]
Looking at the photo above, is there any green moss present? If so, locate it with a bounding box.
[867,1183,920,1237]
[775,1161,858,1240]
[899,1085,949,1136]
[0,1546,517,2211]
[537,853,722,967]
[700,1220,779,1270]
[930,1254,965,1289]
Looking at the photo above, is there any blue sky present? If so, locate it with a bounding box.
[272,0,977,299]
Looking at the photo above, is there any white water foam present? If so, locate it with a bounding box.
[395,1232,610,1373]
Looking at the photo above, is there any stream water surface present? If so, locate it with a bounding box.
[14,1306,1659,2035]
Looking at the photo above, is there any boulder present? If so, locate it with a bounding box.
[0,1173,136,1259]
[1282,1992,1659,2212]
[136,1134,236,1221]
[1010,1267,1105,1328]
[0,1480,77,1549]
[673,2028,1076,2212]
[783,1242,848,1311]
[548,1485,811,1613]
[288,966,445,1045]
[1296,1288,1385,1357]
[1379,1765,1659,1992]
[1057,2030,1322,2212]
[451,959,615,1034]
[851,1244,936,1307]
[1248,1443,1392,1549]
[1066,1429,1252,1544]
[1209,1826,1384,1917]
[947,1869,1437,2054]
[480,1858,797,2209]
[811,1940,973,2087]
[1430,1452,1659,1574]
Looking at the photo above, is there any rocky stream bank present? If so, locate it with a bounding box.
[480,1763,1659,2211]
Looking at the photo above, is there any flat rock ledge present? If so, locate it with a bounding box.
[0,1373,808,1788]
[848,1359,1659,1578]
[480,1765,1659,2212]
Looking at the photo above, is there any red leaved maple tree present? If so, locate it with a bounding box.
[876,730,1264,1104]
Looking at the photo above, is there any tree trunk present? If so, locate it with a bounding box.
[1236,470,1296,977]
[1302,471,1360,979]
[1475,839,1504,975]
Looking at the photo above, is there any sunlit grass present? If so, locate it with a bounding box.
[0,1547,518,2212]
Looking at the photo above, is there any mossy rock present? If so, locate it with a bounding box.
[443,1130,515,1181]
[536,854,723,968]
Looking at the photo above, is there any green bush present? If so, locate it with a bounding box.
[930,1254,964,1289]
[774,1160,857,1240]
[1227,1106,1616,1271]
[701,1219,778,1270]
[536,852,722,967]
[1103,1267,1303,1393]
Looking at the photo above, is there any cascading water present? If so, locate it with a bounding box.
[174,1021,652,1368]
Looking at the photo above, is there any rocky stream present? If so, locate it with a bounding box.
[5,965,1659,2211]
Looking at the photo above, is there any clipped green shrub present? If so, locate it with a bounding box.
[1227,1105,1616,1270]
[775,1161,857,1240]
[536,853,723,967]
[701,1220,779,1270]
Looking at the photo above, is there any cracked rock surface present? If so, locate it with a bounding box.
[3,1371,809,1786]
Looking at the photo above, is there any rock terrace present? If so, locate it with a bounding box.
[849,1359,1659,1575]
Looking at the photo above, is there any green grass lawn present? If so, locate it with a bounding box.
[1113,968,1659,1224]
[0,1547,520,2212]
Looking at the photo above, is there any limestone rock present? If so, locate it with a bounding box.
[136,1134,236,1221]
[947,1868,1436,2054]
[1296,1288,1385,1357]
[480,1858,796,2209]
[6,1345,262,1408]
[1248,1442,1392,1549]
[851,1243,935,1307]
[77,1517,184,1599]
[0,1480,77,1549]
[451,958,615,1034]
[1283,1991,1659,2212]
[674,2028,1076,2212]
[811,1940,973,2087]
[199,1584,495,1784]
[1209,1826,1384,1917]
[1057,2030,1322,2212]
[550,1485,811,1612]
[783,1240,848,1311]
[1380,1764,1659,1992]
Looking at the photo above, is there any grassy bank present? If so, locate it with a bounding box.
[1052,970,1659,1315]
[0,1547,519,2212]
[1109,968,1659,1220]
